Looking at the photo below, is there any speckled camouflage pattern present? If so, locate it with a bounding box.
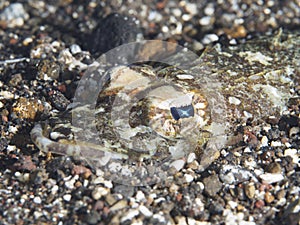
[31,31,299,173]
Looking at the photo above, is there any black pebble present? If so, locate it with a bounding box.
[88,13,141,56]
[278,115,299,132]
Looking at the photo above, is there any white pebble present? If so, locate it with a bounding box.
[197,182,205,191]
[185,3,198,15]
[271,141,282,147]
[244,158,257,168]
[162,25,169,33]
[153,213,167,223]
[221,149,229,157]
[244,147,252,153]
[139,205,153,217]
[243,111,253,118]
[91,187,109,200]
[192,41,204,51]
[204,4,215,16]
[50,132,65,140]
[184,174,194,183]
[70,44,82,55]
[229,39,237,45]
[284,149,299,164]
[182,14,192,21]
[51,185,59,195]
[103,180,113,189]
[187,218,196,225]
[202,34,219,45]
[33,196,42,204]
[154,197,166,204]
[228,96,241,105]
[260,136,269,147]
[64,175,78,189]
[284,142,292,148]
[172,8,182,17]
[63,194,72,202]
[148,11,162,22]
[195,198,205,210]
[260,173,284,184]
[83,179,89,187]
[176,74,194,80]
[170,159,185,171]
[23,173,30,182]
[199,16,211,26]
[121,209,139,222]
[136,191,146,202]
[7,145,16,152]
[234,152,242,157]
[277,197,287,206]
[33,211,43,220]
[187,152,196,163]
[14,171,21,178]
[108,162,122,173]
[228,200,238,209]
[93,176,105,185]
[23,37,33,45]
[176,216,187,225]
[8,126,18,134]
[263,126,271,132]
[290,186,300,195]
[169,183,180,193]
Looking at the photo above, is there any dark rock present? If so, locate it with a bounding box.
[282,199,300,225]
[9,73,22,86]
[203,174,222,197]
[29,169,48,185]
[279,115,299,132]
[46,88,70,111]
[281,156,295,173]
[86,210,101,225]
[208,198,224,215]
[88,13,141,56]
[265,162,282,174]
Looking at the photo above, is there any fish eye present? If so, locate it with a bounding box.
[170,104,194,121]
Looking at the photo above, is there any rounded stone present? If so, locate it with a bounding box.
[88,13,141,55]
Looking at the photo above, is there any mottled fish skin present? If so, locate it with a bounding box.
[31,31,300,170]
[189,30,299,134]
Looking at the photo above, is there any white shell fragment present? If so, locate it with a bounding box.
[228,96,241,105]
[176,74,195,79]
[239,51,273,65]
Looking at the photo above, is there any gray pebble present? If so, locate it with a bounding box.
[203,174,222,197]
[113,184,134,197]
[86,211,100,225]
